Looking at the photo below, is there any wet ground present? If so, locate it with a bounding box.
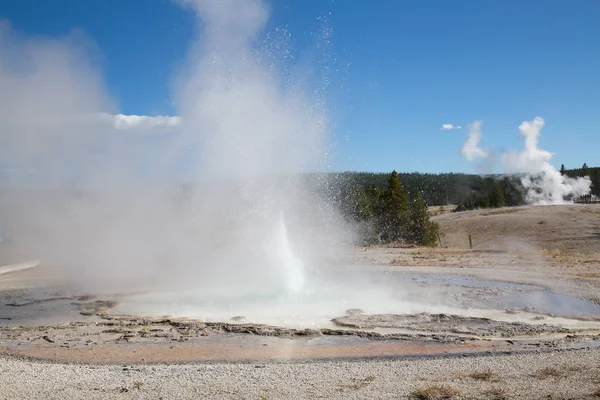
[2,264,600,363]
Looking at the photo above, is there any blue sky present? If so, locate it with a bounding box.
[1,0,598,174]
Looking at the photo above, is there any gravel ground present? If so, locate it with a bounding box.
[1,349,600,399]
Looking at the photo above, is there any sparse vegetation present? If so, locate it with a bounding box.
[410,384,460,400]
[533,367,562,379]
[337,376,376,391]
[483,387,507,400]
[467,369,499,382]
[545,393,567,400]
[133,381,144,390]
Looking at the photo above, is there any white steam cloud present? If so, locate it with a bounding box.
[460,116,591,205]
[0,0,338,296]
[460,120,488,161]
[499,117,591,204]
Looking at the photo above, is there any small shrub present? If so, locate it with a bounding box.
[410,384,460,400]
[338,376,376,391]
[533,367,561,379]
[467,369,498,381]
[483,387,506,400]
[545,392,571,400]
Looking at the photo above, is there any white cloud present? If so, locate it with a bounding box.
[86,113,182,130]
[441,123,461,130]
[460,120,488,160]
[112,114,182,130]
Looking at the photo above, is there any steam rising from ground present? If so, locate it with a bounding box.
[461,117,591,204]
[0,1,337,295]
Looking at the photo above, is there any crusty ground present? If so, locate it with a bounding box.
[1,204,600,399]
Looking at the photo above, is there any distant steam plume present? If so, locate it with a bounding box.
[460,116,591,204]
[500,117,591,204]
[461,120,488,161]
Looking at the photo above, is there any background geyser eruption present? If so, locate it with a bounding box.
[0,0,338,296]
[461,117,591,205]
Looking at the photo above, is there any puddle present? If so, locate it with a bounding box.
[401,273,600,318]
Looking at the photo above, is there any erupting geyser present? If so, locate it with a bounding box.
[0,0,332,299]
[270,212,306,294]
[461,117,592,204]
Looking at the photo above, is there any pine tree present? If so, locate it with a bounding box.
[409,190,439,246]
[582,163,589,177]
[490,183,506,208]
[377,170,409,243]
[560,164,566,175]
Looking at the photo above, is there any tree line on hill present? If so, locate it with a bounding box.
[317,164,597,245]
[319,171,527,215]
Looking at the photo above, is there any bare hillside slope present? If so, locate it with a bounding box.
[432,205,600,255]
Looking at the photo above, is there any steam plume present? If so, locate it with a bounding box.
[460,116,591,204]
[0,0,336,296]
[500,117,591,204]
[461,120,488,161]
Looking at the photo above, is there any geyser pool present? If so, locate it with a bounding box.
[110,268,600,330]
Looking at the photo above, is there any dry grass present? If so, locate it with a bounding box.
[575,273,600,279]
[545,393,568,400]
[466,369,499,382]
[428,205,457,216]
[581,208,600,216]
[337,376,376,391]
[565,365,584,372]
[533,367,562,379]
[479,207,525,216]
[541,249,564,258]
[410,384,460,400]
[483,387,507,400]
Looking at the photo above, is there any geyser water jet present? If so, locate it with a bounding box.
[0,0,334,298]
[269,212,305,294]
